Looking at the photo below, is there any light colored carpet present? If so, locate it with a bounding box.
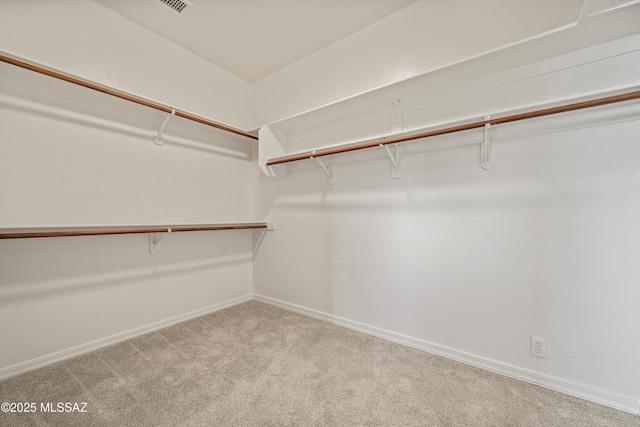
[1,300,638,426]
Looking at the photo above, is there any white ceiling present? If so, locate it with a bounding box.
[95,0,417,82]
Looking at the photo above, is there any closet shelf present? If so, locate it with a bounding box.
[0,222,274,239]
[0,52,258,141]
[265,89,640,167]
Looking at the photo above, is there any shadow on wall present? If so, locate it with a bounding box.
[0,93,251,160]
[0,230,254,302]
[258,125,634,216]
[0,63,252,160]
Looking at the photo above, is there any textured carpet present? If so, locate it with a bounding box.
[1,300,638,426]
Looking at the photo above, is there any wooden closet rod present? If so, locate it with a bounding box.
[0,223,269,239]
[266,90,640,166]
[0,54,258,141]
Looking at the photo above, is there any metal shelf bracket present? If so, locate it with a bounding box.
[153,109,175,146]
[481,115,493,170]
[149,228,171,254]
[312,153,335,185]
[381,143,402,179]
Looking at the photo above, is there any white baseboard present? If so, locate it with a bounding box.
[253,293,640,416]
[0,293,252,380]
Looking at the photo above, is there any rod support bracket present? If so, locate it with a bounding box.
[149,228,171,254]
[481,115,493,170]
[380,143,402,179]
[311,153,335,185]
[153,109,175,146]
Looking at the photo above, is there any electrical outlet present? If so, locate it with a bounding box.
[531,337,547,358]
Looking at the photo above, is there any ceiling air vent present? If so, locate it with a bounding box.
[158,0,192,13]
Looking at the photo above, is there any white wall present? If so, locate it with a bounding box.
[0,231,254,372]
[252,0,640,128]
[253,37,640,413]
[0,2,257,375]
[1,0,639,415]
[0,0,253,130]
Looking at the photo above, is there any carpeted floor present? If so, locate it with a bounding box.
[1,300,638,426]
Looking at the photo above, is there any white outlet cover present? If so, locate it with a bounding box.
[531,337,547,358]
